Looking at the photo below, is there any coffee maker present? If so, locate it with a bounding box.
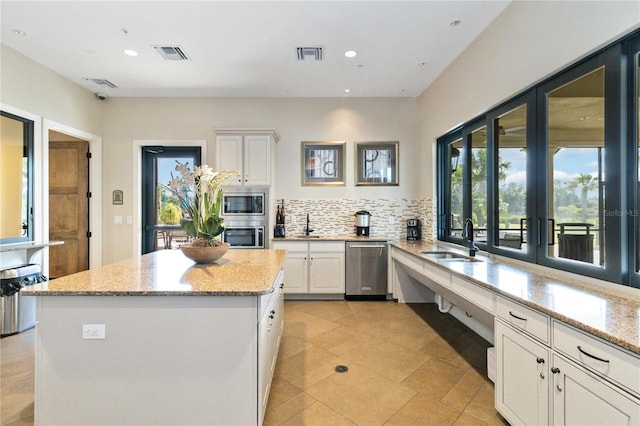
[407,219,421,240]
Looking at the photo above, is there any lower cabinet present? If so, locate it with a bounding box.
[272,241,345,295]
[551,354,640,425]
[495,319,550,426]
[258,269,285,425]
[495,296,640,426]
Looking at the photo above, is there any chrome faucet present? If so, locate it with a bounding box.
[305,213,314,236]
[463,218,479,257]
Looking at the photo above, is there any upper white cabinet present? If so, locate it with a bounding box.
[214,128,279,186]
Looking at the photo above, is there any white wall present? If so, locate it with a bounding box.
[0,45,104,269]
[418,0,640,203]
[101,97,421,263]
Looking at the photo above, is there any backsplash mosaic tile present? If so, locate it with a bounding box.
[276,197,433,241]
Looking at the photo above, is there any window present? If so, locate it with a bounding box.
[438,30,636,287]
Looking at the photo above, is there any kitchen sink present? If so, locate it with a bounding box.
[420,251,481,262]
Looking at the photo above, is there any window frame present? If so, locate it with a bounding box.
[437,30,636,287]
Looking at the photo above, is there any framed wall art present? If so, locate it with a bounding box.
[301,141,346,186]
[355,141,399,186]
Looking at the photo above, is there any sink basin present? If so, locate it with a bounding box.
[420,251,481,262]
[296,235,321,239]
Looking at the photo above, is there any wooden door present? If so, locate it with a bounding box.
[49,140,89,278]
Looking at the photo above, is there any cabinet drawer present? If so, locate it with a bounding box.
[393,251,424,274]
[309,241,345,252]
[450,276,494,313]
[271,241,307,252]
[423,262,451,288]
[553,320,640,396]
[496,295,549,344]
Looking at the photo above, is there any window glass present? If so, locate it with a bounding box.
[547,67,605,266]
[470,127,487,243]
[449,138,464,237]
[496,105,527,251]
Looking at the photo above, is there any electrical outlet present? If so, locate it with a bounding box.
[389,216,395,225]
[291,216,297,225]
[82,324,106,340]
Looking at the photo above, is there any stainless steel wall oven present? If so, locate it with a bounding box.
[221,221,265,248]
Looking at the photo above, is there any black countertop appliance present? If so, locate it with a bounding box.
[354,210,371,236]
[407,218,421,241]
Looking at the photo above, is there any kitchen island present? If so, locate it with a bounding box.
[21,248,286,426]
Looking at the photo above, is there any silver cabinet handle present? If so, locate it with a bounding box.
[577,346,610,363]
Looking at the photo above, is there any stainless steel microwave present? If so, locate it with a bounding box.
[222,192,265,216]
[221,225,265,249]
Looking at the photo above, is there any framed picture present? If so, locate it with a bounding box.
[355,141,399,186]
[301,141,346,186]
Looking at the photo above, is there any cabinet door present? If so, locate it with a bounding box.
[282,252,308,293]
[551,354,640,426]
[244,135,271,186]
[215,135,243,185]
[495,319,550,426]
[309,252,345,293]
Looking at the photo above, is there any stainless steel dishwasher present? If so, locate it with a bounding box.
[345,241,388,300]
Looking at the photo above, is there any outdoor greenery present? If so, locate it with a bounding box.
[451,149,600,234]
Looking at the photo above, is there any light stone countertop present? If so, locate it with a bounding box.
[273,234,390,242]
[391,240,640,356]
[22,248,286,296]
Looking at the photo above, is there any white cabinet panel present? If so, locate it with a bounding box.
[496,295,550,344]
[551,354,640,426]
[553,320,640,396]
[496,319,550,426]
[451,275,494,313]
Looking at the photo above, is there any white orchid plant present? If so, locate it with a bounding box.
[163,162,238,246]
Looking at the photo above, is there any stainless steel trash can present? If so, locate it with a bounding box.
[1,264,46,337]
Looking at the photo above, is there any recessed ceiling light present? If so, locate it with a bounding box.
[450,20,462,27]
[344,50,357,58]
[398,89,406,94]
[12,29,27,36]
[418,62,427,67]
[86,50,97,55]
[124,49,138,57]
[344,89,351,93]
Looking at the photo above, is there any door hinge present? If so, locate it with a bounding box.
[87,191,92,198]
[86,231,92,238]
[86,152,92,159]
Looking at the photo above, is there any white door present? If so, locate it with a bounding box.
[495,320,550,426]
[282,253,308,293]
[551,354,640,425]
[244,135,270,186]
[215,135,243,185]
[309,252,345,293]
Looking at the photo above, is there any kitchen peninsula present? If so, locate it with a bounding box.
[21,248,286,425]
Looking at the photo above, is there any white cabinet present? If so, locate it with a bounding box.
[258,269,285,425]
[272,241,345,295]
[495,295,640,426]
[214,129,279,186]
[495,319,550,426]
[551,354,640,425]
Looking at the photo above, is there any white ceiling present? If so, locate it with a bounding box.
[0,1,511,98]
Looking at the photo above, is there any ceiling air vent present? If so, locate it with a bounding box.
[153,45,190,61]
[86,78,118,88]
[297,46,323,61]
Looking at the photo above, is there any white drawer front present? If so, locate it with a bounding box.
[272,241,308,252]
[451,275,494,313]
[393,251,424,274]
[424,262,451,288]
[553,320,640,396]
[310,241,345,252]
[496,295,550,344]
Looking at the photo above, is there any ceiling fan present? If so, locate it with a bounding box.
[498,125,526,137]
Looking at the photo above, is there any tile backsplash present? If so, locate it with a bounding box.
[276,197,433,241]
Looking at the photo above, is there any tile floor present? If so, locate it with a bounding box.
[1,301,506,425]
